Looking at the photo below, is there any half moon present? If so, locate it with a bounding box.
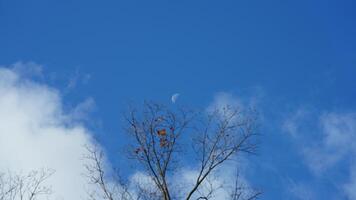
[171,93,180,103]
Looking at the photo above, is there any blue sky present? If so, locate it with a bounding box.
[1,0,356,199]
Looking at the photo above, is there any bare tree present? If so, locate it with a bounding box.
[85,101,261,200]
[84,145,137,200]
[0,169,54,200]
[229,170,262,200]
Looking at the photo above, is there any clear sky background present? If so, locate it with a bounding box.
[1,0,356,199]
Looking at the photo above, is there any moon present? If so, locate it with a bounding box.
[171,93,180,103]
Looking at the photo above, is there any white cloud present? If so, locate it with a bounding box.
[302,112,356,173]
[10,61,44,78]
[320,112,356,151]
[174,168,230,200]
[0,66,99,200]
[344,164,356,200]
[176,166,255,200]
[70,97,96,121]
[67,69,91,90]
[206,92,259,124]
[282,108,310,137]
[287,180,316,200]
[284,109,356,199]
[207,92,245,115]
[129,163,255,200]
